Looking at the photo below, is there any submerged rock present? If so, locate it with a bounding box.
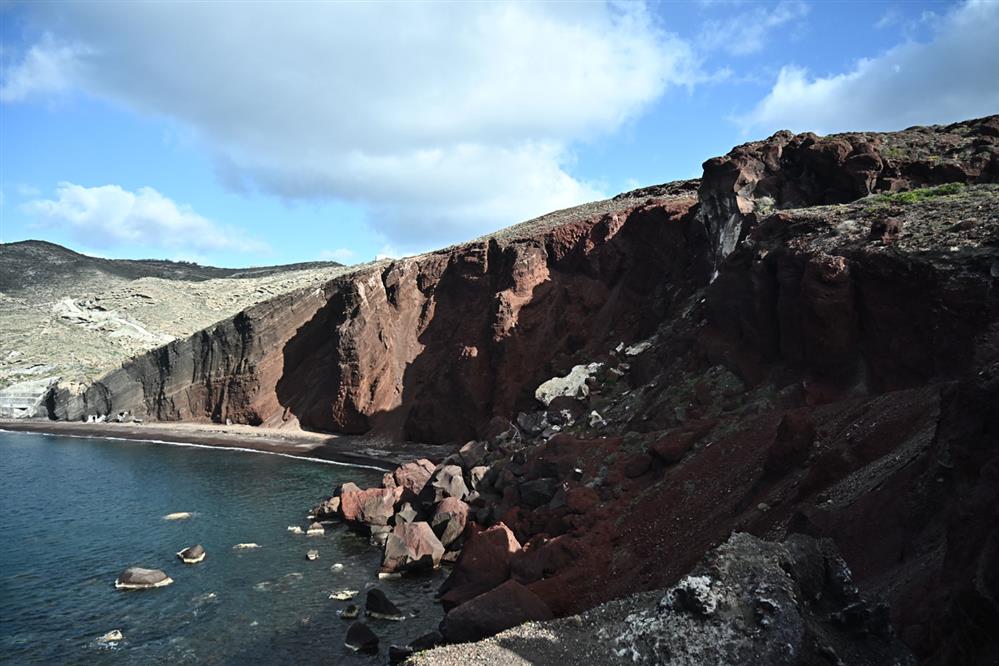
[366,588,405,620]
[306,549,319,561]
[176,544,206,564]
[344,621,379,653]
[306,522,324,536]
[98,629,123,643]
[340,604,360,619]
[287,525,303,534]
[232,543,260,550]
[162,512,192,521]
[115,567,173,590]
[330,589,359,600]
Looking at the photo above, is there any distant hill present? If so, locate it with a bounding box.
[0,240,340,303]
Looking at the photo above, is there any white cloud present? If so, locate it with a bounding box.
[3,2,703,251]
[699,1,809,56]
[23,183,266,253]
[739,0,999,135]
[0,35,87,102]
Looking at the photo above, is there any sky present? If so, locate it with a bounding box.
[1,0,997,268]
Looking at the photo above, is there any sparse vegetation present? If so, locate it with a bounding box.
[872,182,967,205]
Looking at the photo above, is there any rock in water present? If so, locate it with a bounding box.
[340,604,360,619]
[287,525,303,534]
[344,621,379,653]
[115,567,173,590]
[306,549,319,561]
[163,512,192,520]
[306,522,324,536]
[366,588,405,620]
[98,629,123,643]
[389,644,414,663]
[176,544,206,564]
[232,543,260,550]
[330,589,359,600]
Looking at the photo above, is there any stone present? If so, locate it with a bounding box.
[382,521,445,574]
[534,363,603,406]
[98,630,123,643]
[310,495,340,520]
[330,589,359,600]
[516,411,549,436]
[176,544,206,564]
[394,502,419,525]
[287,525,303,534]
[366,588,405,620]
[518,478,559,509]
[438,522,522,609]
[409,630,444,651]
[344,621,379,653]
[389,644,414,663]
[306,522,324,536]
[432,497,469,548]
[393,459,437,496]
[469,466,489,490]
[306,549,319,561]
[588,410,608,429]
[232,543,260,550]
[440,579,553,643]
[115,567,173,590]
[339,484,399,526]
[340,604,360,619]
[162,512,191,521]
[459,440,489,469]
[420,464,469,505]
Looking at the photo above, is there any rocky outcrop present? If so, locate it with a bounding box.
[114,567,173,590]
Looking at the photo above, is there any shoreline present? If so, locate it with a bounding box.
[0,419,451,470]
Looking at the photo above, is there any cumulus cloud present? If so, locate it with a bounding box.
[3,2,702,250]
[699,1,809,56]
[23,183,266,252]
[0,35,87,102]
[739,0,999,135]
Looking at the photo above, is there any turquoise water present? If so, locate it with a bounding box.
[0,431,443,664]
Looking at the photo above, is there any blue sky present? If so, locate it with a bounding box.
[1,1,996,268]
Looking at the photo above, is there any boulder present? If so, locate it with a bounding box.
[438,522,521,609]
[432,497,469,548]
[232,543,260,550]
[389,644,414,664]
[306,522,324,536]
[115,567,173,590]
[340,485,400,526]
[340,604,360,619]
[176,544,206,564]
[409,630,444,651]
[419,464,469,505]
[393,459,436,496]
[534,363,602,406]
[306,549,320,561]
[518,478,560,509]
[310,496,340,520]
[287,525,303,534]
[516,411,549,436]
[366,588,406,620]
[459,441,489,469]
[382,521,445,573]
[440,579,553,643]
[344,621,379,653]
[330,589,359,600]
[98,630,123,644]
[370,524,392,547]
[469,466,489,491]
[162,512,191,521]
[394,502,419,525]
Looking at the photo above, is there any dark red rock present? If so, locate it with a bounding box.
[440,579,553,643]
[438,522,521,610]
[393,459,436,496]
[340,484,400,526]
[432,497,469,548]
[381,521,445,574]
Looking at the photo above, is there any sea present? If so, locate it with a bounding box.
[0,430,444,664]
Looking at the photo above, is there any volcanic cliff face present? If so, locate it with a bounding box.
[48,116,999,663]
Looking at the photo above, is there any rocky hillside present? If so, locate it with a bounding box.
[0,241,346,415]
[34,116,999,663]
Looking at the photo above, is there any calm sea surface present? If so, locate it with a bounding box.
[0,430,443,664]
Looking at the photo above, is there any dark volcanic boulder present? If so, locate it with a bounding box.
[366,588,405,620]
[115,567,173,590]
[176,544,206,564]
[432,497,469,548]
[439,522,521,609]
[381,521,445,574]
[344,621,379,653]
[440,579,553,643]
[518,478,559,508]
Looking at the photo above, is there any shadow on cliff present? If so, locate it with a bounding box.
[275,200,704,445]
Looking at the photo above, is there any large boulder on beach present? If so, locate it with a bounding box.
[340,484,400,526]
[366,588,405,620]
[115,567,173,590]
[382,521,445,574]
[419,464,469,506]
[440,579,553,643]
[438,522,521,609]
[344,621,379,652]
[176,544,206,564]
[432,497,469,548]
[393,459,436,496]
